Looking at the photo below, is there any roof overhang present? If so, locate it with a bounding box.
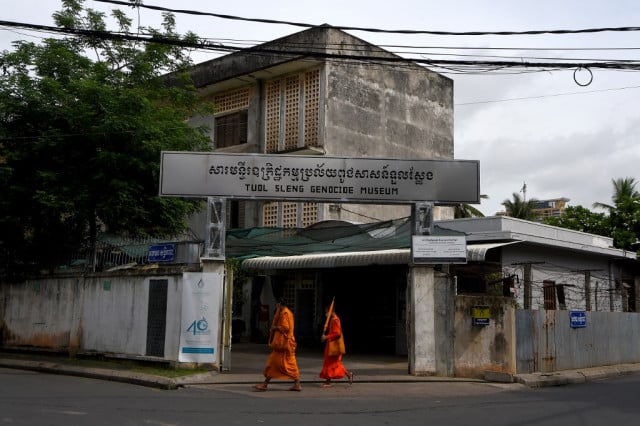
[241,249,410,270]
[241,242,521,270]
[466,241,522,262]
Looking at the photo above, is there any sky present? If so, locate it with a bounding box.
[2,0,640,216]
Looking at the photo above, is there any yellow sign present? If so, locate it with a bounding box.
[471,306,490,319]
[471,306,490,326]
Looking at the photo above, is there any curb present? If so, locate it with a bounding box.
[0,359,178,390]
[4,357,640,390]
[513,363,640,388]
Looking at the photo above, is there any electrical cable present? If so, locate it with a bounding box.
[95,0,640,37]
[2,20,640,75]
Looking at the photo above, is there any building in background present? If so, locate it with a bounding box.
[532,197,570,219]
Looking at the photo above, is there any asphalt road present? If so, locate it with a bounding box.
[2,367,640,425]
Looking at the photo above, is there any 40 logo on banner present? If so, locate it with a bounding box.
[187,317,210,335]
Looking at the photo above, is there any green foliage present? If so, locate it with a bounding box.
[545,177,640,253]
[0,0,212,277]
[543,206,610,236]
[454,194,488,219]
[592,177,640,252]
[502,192,539,220]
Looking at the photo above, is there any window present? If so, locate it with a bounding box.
[543,280,557,310]
[215,110,248,148]
[264,68,320,153]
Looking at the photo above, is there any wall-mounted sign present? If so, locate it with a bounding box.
[412,236,467,264]
[471,305,491,326]
[159,152,480,204]
[148,244,175,263]
[570,310,587,328]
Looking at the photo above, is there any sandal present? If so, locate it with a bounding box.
[320,382,333,388]
[254,383,268,392]
[347,372,354,385]
[289,385,302,392]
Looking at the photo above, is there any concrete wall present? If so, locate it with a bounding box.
[453,296,517,378]
[324,55,453,160]
[0,273,184,361]
[323,31,454,223]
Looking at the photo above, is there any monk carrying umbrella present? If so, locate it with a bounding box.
[319,298,354,387]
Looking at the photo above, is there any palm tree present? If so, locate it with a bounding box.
[593,177,640,251]
[502,192,539,220]
[593,177,639,212]
[455,194,488,218]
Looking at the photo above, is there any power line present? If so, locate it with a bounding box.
[95,0,640,37]
[2,20,640,74]
[456,85,640,106]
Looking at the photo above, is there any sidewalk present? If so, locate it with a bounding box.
[2,344,639,390]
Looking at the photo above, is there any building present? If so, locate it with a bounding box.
[532,197,570,219]
[230,215,640,376]
[3,27,639,379]
[180,24,455,233]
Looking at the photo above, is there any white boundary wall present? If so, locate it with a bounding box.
[0,274,185,361]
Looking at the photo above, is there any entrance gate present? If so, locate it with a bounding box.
[160,152,479,373]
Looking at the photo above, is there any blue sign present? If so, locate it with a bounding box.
[570,311,587,328]
[148,244,175,262]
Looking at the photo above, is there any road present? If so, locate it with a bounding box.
[2,367,639,425]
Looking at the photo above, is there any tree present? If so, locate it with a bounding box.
[0,0,212,277]
[454,194,488,219]
[592,177,640,251]
[502,192,539,220]
[543,205,610,236]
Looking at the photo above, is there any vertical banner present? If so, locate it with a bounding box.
[179,272,222,363]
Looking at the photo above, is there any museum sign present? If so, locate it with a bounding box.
[160,152,480,204]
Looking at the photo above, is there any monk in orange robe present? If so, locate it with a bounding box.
[319,306,354,387]
[254,298,301,391]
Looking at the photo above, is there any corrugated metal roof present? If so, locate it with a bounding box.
[241,249,411,270]
[241,242,521,270]
[466,241,522,262]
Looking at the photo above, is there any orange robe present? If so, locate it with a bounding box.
[319,313,348,380]
[263,306,300,380]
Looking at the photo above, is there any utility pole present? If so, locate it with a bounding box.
[585,271,591,311]
[512,261,544,309]
[524,263,531,309]
[575,269,601,311]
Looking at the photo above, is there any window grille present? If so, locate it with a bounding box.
[263,202,279,227]
[213,88,250,113]
[301,202,318,227]
[303,69,320,146]
[282,202,298,228]
[265,80,281,153]
[284,75,301,150]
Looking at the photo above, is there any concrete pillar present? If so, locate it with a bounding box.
[407,265,455,376]
[636,277,640,313]
[408,265,435,375]
[434,270,455,376]
[201,259,229,370]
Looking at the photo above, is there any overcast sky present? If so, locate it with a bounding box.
[2,0,640,216]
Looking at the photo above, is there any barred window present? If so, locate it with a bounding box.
[215,110,248,148]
